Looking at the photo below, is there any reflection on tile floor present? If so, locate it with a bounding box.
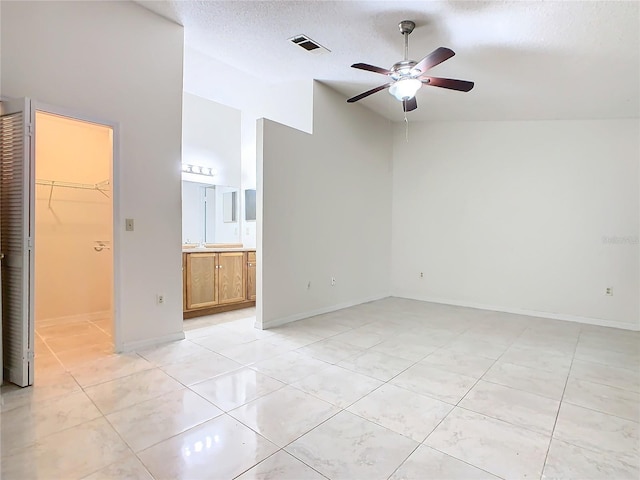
[2,300,639,479]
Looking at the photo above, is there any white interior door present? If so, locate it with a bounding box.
[0,97,35,387]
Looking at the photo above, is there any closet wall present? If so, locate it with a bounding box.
[35,112,113,324]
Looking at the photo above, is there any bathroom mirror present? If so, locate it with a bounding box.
[223,191,237,223]
[182,181,240,244]
[245,189,256,221]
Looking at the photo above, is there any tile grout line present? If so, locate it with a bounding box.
[80,356,242,479]
[384,442,423,480]
[570,355,640,374]
[386,321,512,480]
[6,313,248,477]
[343,323,496,480]
[397,329,522,480]
[538,327,581,480]
[386,443,509,480]
[13,304,637,479]
[125,411,226,459]
[35,330,66,369]
[287,312,611,480]
[219,317,425,479]
[189,376,289,416]
[88,317,114,338]
[230,447,331,480]
[70,371,143,480]
[66,355,155,389]
[452,404,553,438]
[559,399,640,424]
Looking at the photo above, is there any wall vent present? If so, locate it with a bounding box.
[289,34,330,54]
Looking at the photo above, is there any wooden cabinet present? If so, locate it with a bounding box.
[185,252,218,310]
[183,250,256,319]
[218,252,245,304]
[247,251,256,301]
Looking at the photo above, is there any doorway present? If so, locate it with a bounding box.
[33,111,114,372]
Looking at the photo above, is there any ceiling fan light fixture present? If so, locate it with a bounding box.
[389,78,422,101]
[346,20,474,110]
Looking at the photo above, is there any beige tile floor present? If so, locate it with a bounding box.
[35,314,113,372]
[1,298,639,479]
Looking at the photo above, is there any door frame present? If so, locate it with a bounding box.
[32,101,122,352]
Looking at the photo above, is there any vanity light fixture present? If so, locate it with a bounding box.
[182,163,216,177]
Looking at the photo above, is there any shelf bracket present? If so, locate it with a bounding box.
[48,181,55,209]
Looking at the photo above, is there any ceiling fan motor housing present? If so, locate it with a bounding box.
[398,20,416,35]
[391,60,419,79]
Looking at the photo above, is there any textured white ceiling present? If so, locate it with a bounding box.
[138,1,640,122]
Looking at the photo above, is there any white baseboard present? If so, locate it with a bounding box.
[119,331,185,353]
[391,292,640,332]
[261,293,389,330]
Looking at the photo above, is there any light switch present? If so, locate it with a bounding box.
[125,218,134,231]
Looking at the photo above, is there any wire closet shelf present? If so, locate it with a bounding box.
[35,179,110,207]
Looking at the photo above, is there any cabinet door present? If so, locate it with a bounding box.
[218,252,245,304]
[247,251,256,301]
[185,253,218,309]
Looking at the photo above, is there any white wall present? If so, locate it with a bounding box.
[239,80,314,248]
[181,93,241,244]
[183,46,314,249]
[391,119,640,330]
[1,1,185,349]
[183,47,313,135]
[214,186,241,243]
[182,92,241,188]
[181,181,204,244]
[258,82,392,328]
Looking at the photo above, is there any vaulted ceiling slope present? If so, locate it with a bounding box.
[138,1,639,122]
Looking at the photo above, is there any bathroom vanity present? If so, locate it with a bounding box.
[182,247,256,319]
[181,175,256,319]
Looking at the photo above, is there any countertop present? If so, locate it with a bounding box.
[182,247,256,253]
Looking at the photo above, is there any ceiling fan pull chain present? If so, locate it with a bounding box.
[404,111,409,142]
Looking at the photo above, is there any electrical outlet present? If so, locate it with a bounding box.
[125,218,134,231]
[331,277,336,286]
[605,287,613,296]
[156,294,165,305]
[420,272,424,278]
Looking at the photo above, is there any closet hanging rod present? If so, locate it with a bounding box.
[36,179,110,207]
[35,179,110,192]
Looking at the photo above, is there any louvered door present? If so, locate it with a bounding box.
[0,98,34,387]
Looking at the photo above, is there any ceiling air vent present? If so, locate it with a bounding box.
[289,34,330,54]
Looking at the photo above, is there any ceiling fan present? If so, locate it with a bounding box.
[347,20,474,112]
